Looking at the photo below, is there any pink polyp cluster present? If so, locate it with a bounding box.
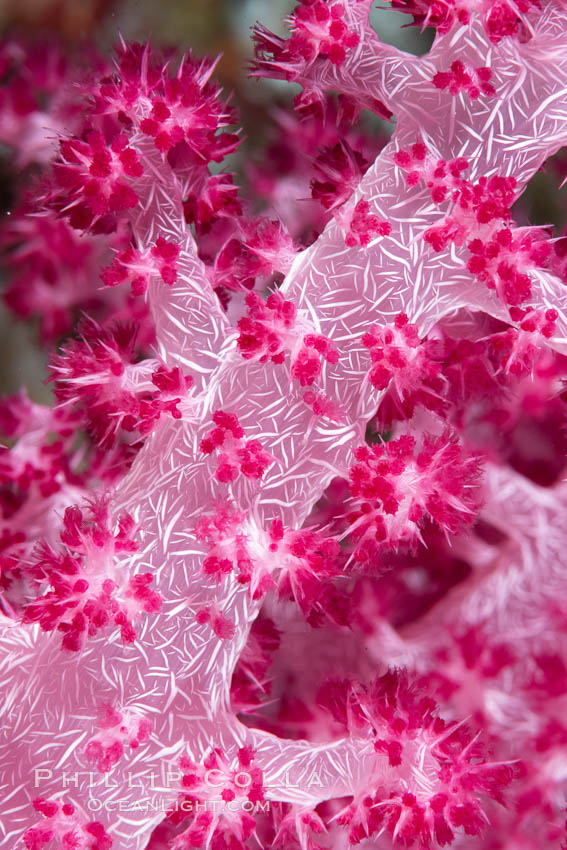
[101,237,181,295]
[196,501,249,579]
[165,748,264,849]
[237,293,299,364]
[19,500,161,651]
[50,320,193,446]
[200,411,275,482]
[391,0,541,41]
[432,60,495,99]
[395,146,554,306]
[490,306,559,376]
[302,388,347,421]
[264,521,342,610]
[362,313,444,404]
[56,131,143,231]
[342,198,392,247]
[237,292,339,387]
[311,140,370,210]
[251,1,392,121]
[196,500,342,611]
[465,227,552,306]
[195,605,236,640]
[24,799,112,850]
[94,43,240,162]
[254,0,360,74]
[393,146,470,203]
[85,705,153,772]
[312,671,514,846]
[290,335,340,385]
[213,220,297,293]
[347,432,482,561]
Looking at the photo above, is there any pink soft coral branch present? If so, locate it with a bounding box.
[3,3,567,849]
